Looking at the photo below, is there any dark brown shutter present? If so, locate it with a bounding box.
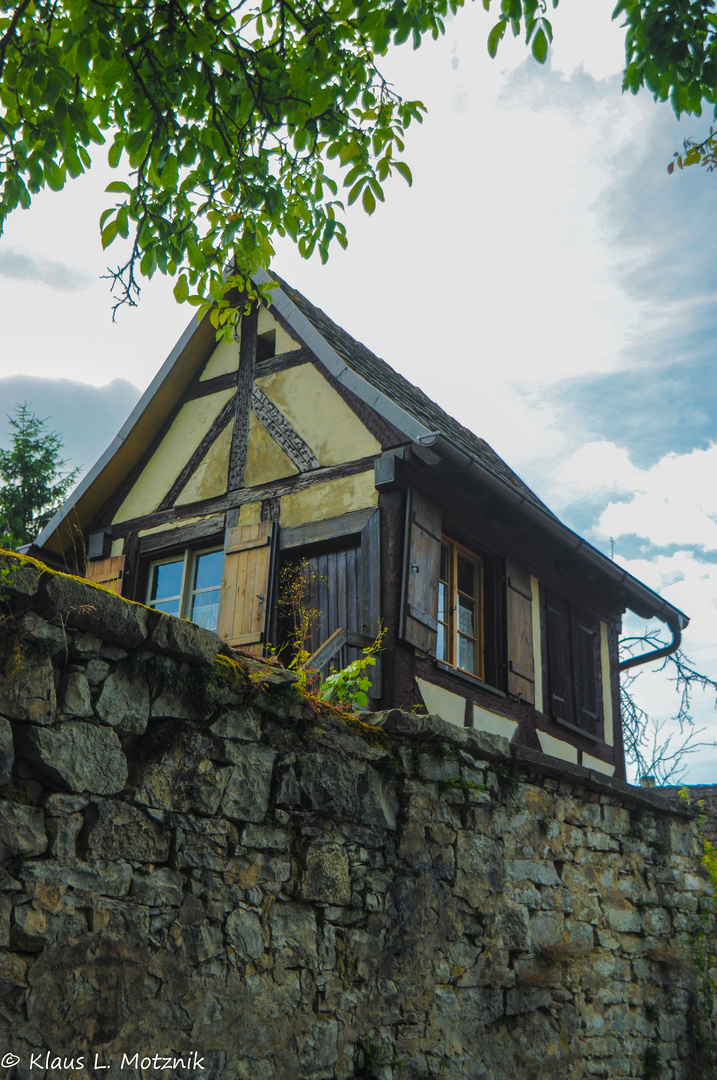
[506,558,535,703]
[572,614,601,736]
[545,591,575,725]
[217,521,277,654]
[84,555,125,595]
[400,490,441,654]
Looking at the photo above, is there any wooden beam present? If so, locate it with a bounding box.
[256,346,315,376]
[157,393,236,512]
[250,385,320,472]
[280,507,375,551]
[138,513,226,555]
[185,371,239,401]
[228,306,258,491]
[110,455,378,539]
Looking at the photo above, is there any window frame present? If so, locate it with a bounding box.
[146,544,224,631]
[436,535,485,681]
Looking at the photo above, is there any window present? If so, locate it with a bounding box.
[147,547,223,631]
[436,538,484,679]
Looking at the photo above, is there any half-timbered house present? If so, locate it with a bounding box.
[29,271,689,779]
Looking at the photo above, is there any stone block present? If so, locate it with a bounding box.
[95,668,150,734]
[269,903,318,970]
[46,813,83,858]
[147,614,219,667]
[0,715,13,786]
[18,611,66,656]
[226,907,265,961]
[455,833,504,905]
[506,859,561,886]
[221,745,275,823]
[40,572,150,648]
[60,670,93,717]
[17,721,128,795]
[0,557,43,600]
[83,800,171,862]
[0,650,56,724]
[18,857,132,896]
[0,799,46,859]
[302,844,351,905]
[210,707,262,743]
[85,658,110,685]
[605,907,642,934]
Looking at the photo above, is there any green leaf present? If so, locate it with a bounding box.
[488,19,507,57]
[101,218,119,249]
[531,26,548,62]
[394,160,413,186]
[362,185,376,214]
[105,180,133,194]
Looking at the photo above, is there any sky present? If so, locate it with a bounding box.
[1,0,716,782]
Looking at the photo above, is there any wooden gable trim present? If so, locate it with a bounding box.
[250,385,320,472]
[156,393,237,512]
[110,455,378,540]
[228,305,259,491]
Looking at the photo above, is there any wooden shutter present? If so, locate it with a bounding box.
[84,556,124,595]
[217,521,277,654]
[400,490,441,654]
[572,614,601,736]
[506,559,535,704]
[545,591,575,725]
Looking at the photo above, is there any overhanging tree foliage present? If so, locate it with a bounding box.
[1,0,714,324]
[0,403,80,550]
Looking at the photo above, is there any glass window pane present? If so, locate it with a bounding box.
[457,595,475,637]
[458,634,476,674]
[193,550,223,592]
[456,554,476,598]
[437,581,446,621]
[191,592,219,632]
[150,559,183,603]
[436,622,445,661]
[153,598,181,618]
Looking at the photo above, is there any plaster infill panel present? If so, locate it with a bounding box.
[537,731,579,765]
[176,422,233,505]
[280,471,377,529]
[258,306,301,355]
[239,502,262,526]
[112,390,235,524]
[416,679,466,729]
[244,412,298,487]
[472,705,518,742]
[256,364,381,467]
[200,335,240,381]
[583,752,615,777]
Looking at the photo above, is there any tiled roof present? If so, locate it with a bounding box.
[274,274,553,514]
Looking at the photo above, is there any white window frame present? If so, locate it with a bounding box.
[146,546,223,630]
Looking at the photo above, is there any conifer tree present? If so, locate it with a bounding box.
[0,403,80,551]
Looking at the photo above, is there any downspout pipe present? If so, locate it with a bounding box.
[618,620,682,673]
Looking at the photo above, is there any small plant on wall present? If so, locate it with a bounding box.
[319,625,385,710]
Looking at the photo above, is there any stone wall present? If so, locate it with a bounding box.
[0,555,715,1080]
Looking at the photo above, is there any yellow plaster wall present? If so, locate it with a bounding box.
[113,390,234,524]
[257,364,380,467]
[111,538,124,558]
[258,307,300,355]
[416,679,465,728]
[472,705,518,742]
[176,422,233,505]
[245,412,298,487]
[238,502,262,526]
[279,471,377,529]
[600,621,614,747]
[583,752,615,777]
[200,335,240,381]
[537,731,578,765]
